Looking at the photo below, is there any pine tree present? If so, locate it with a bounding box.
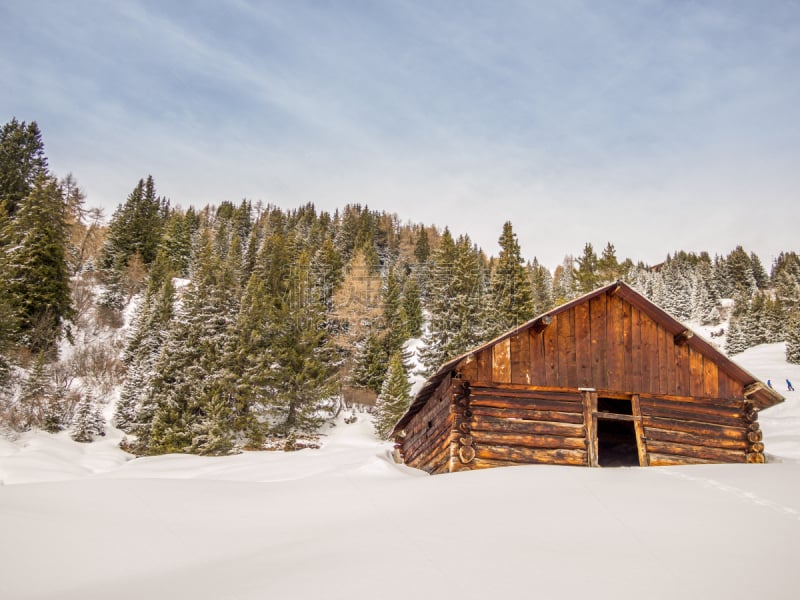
[16,353,52,430]
[143,228,240,454]
[597,242,620,283]
[725,317,747,355]
[418,231,487,375]
[552,255,576,304]
[0,174,72,353]
[400,275,423,338]
[0,118,48,218]
[115,275,175,433]
[414,228,431,264]
[373,351,412,439]
[351,330,388,394]
[71,393,105,442]
[484,222,534,338]
[574,243,599,294]
[100,176,165,274]
[786,311,800,364]
[257,252,340,434]
[529,257,553,315]
[725,246,757,295]
[751,252,769,290]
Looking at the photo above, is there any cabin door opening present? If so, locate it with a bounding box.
[596,419,640,467]
[595,396,642,467]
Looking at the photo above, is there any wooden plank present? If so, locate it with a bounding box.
[471,405,585,425]
[510,332,531,385]
[589,295,607,389]
[645,439,746,463]
[640,405,746,429]
[471,414,586,438]
[623,300,633,391]
[640,396,745,420]
[557,309,576,388]
[469,386,583,401]
[529,329,546,386]
[675,342,690,396]
[631,395,648,466]
[703,358,719,398]
[470,395,584,414]
[642,416,748,440]
[477,349,492,382]
[644,427,749,450]
[575,302,592,387]
[636,392,742,408]
[630,306,643,391]
[473,444,588,466]
[689,348,704,397]
[606,294,624,390]
[641,314,655,394]
[543,314,559,386]
[647,453,717,466]
[469,457,581,470]
[658,326,669,395]
[663,324,675,395]
[583,390,598,467]
[492,338,511,383]
[472,431,587,450]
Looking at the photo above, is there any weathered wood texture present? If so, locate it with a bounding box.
[464,384,589,468]
[486,295,745,401]
[402,376,454,473]
[638,396,752,464]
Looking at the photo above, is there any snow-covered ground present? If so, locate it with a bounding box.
[1,343,800,599]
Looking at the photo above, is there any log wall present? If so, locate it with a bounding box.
[639,397,764,465]
[400,375,454,474]
[456,383,588,469]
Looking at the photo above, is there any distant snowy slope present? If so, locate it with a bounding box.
[734,342,800,462]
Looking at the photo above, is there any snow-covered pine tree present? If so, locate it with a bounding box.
[786,311,800,364]
[691,260,721,325]
[373,351,412,440]
[750,252,769,290]
[16,352,52,430]
[115,275,175,433]
[725,317,747,355]
[71,393,105,442]
[418,231,487,376]
[0,174,72,354]
[143,227,241,454]
[551,255,576,304]
[725,246,757,296]
[351,330,389,394]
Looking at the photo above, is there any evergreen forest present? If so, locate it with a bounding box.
[2,118,800,453]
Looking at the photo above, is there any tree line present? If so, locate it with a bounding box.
[2,118,799,450]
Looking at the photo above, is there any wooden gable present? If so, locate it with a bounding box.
[458,290,741,401]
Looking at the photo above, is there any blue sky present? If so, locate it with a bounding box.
[2,1,799,268]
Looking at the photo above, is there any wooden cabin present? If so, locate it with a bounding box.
[392,282,784,473]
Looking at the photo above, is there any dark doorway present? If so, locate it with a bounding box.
[597,419,640,467]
